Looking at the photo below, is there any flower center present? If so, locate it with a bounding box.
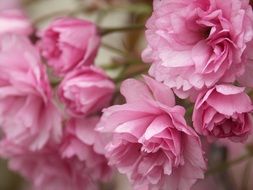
[202,27,211,39]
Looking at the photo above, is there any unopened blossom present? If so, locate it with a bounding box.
[0,9,33,36]
[38,17,100,76]
[193,84,253,142]
[58,66,115,117]
[0,34,62,150]
[60,117,112,181]
[143,0,253,99]
[98,76,206,190]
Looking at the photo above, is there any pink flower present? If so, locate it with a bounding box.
[58,66,115,117]
[60,117,112,181]
[142,0,253,99]
[0,9,33,36]
[97,76,206,190]
[0,141,99,190]
[0,117,112,190]
[0,34,62,150]
[193,84,253,142]
[38,17,100,76]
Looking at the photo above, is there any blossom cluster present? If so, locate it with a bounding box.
[0,0,253,190]
[0,2,114,190]
[143,0,253,143]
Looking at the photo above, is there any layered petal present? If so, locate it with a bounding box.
[98,76,206,190]
[193,84,253,142]
[0,34,62,150]
[143,0,253,99]
[38,17,100,76]
[58,66,115,117]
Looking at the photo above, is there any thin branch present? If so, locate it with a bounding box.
[101,43,128,56]
[100,24,145,36]
[206,152,253,176]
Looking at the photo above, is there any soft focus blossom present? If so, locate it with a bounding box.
[142,0,253,99]
[0,34,62,150]
[0,117,112,190]
[191,176,221,190]
[238,59,253,87]
[60,117,112,181]
[0,141,98,190]
[0,0,20,10]
[98,76,206,190]
[58,66,115,117]
[193,84,253,142]
[238,40,253,87]
[0,9,33,36]
[38,17,101,76]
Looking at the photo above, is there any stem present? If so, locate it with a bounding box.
[32,3,150,26]
[249,90,253,100]
[96,3,151,24]
[32,10,77,25]
[185,105,194,126]
[206,151,253,176]
[23,0,42,6]
[100,24,145,36]
[101,43,128,56]
[32,7,90,25]
[114,64,149,83]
